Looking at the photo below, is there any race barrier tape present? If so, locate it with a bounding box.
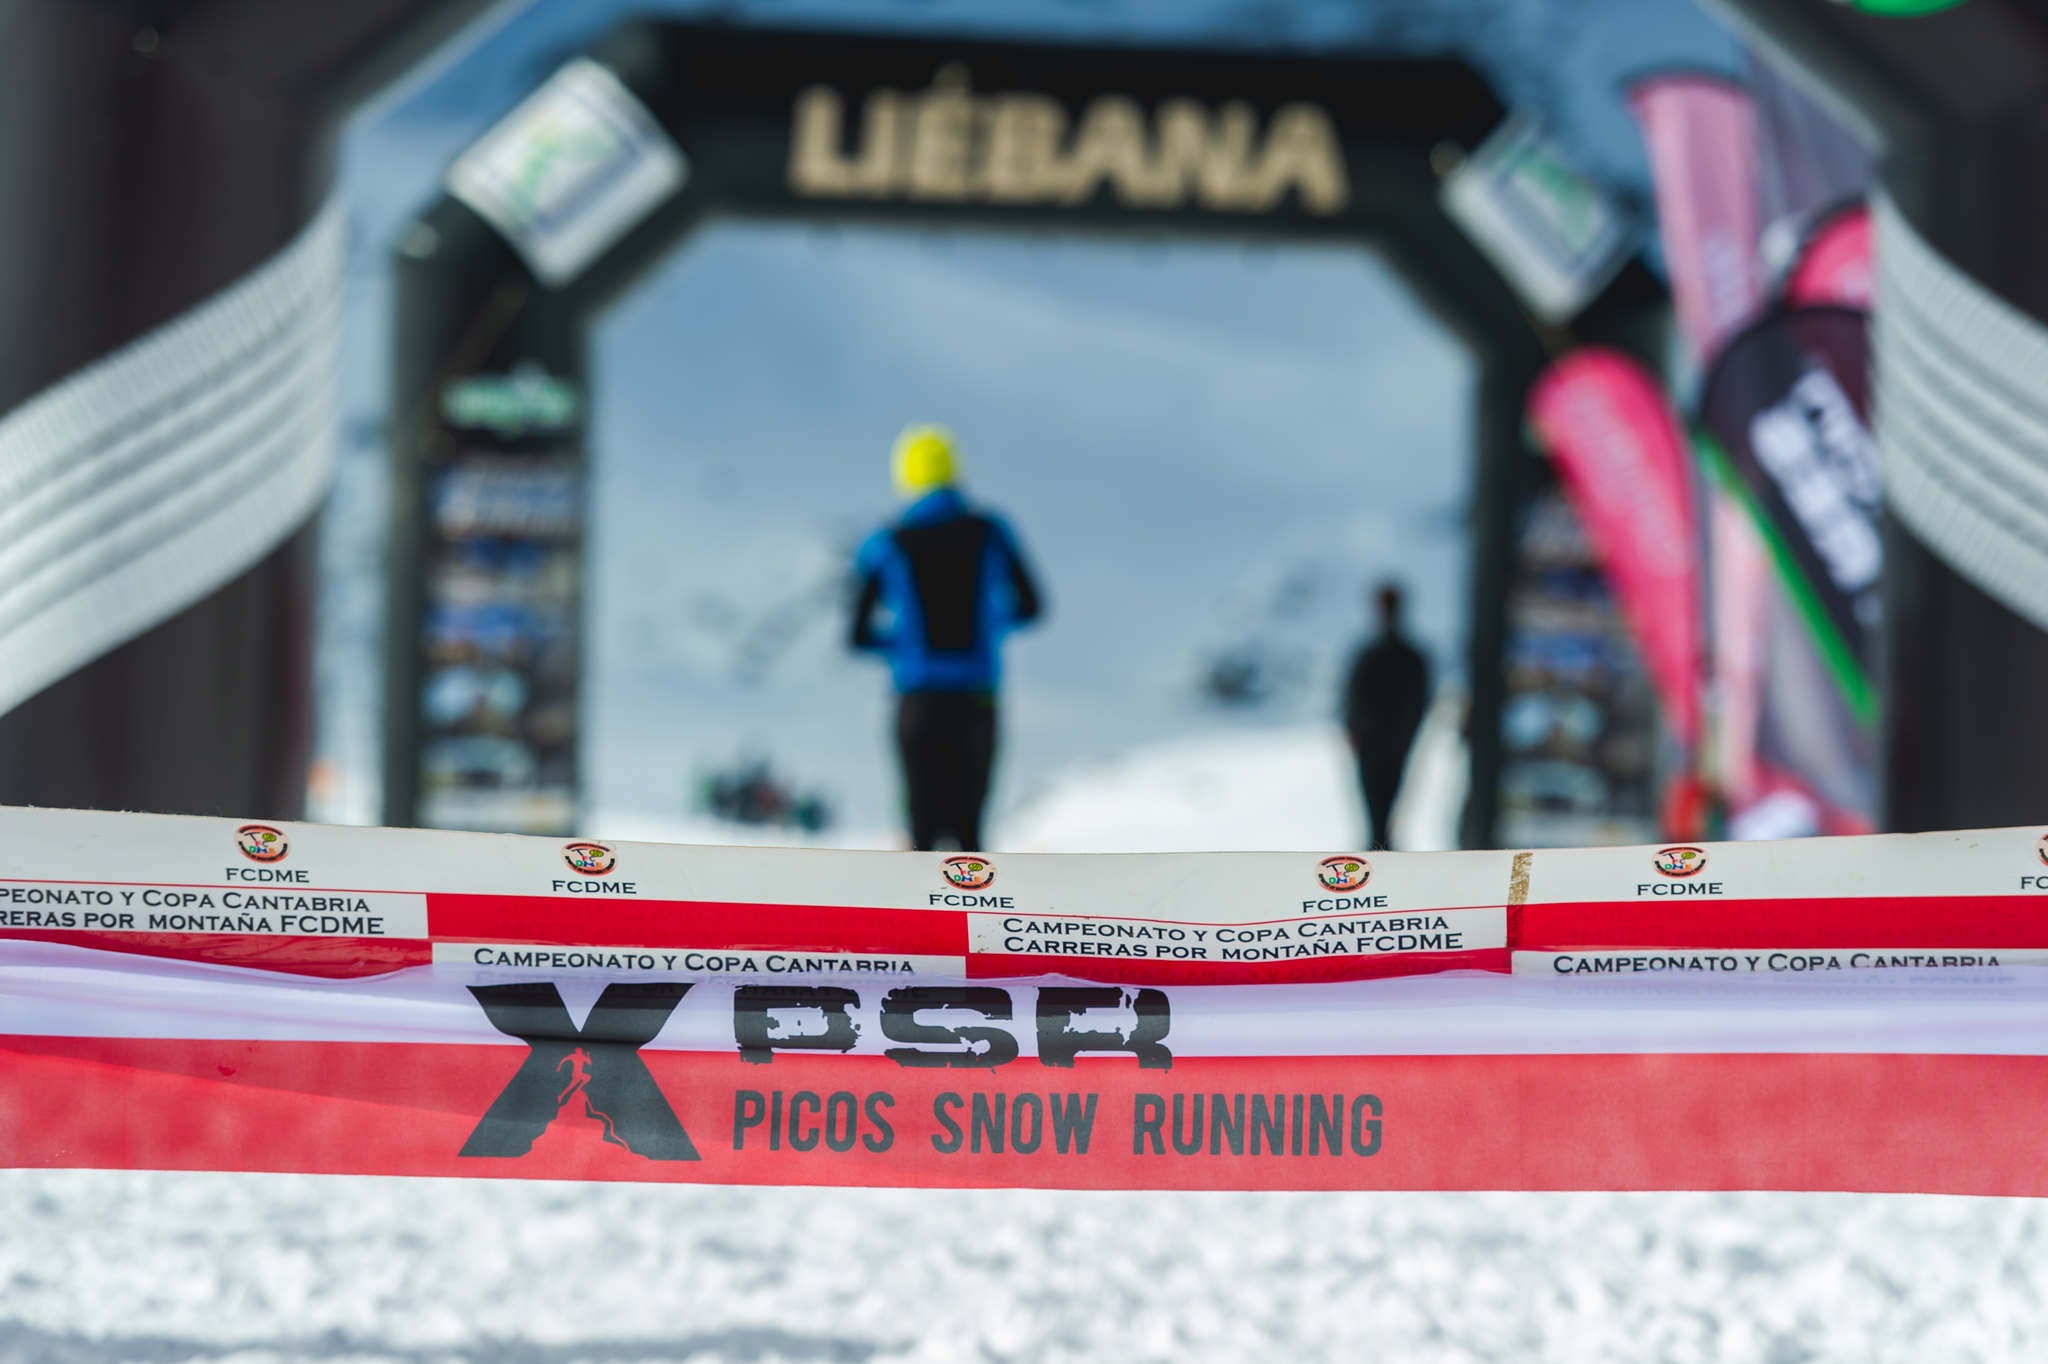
[5,807,2048,1192]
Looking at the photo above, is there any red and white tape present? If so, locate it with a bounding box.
[5,807,2048,1193]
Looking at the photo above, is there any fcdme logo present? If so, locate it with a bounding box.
[461,982,1174,1162]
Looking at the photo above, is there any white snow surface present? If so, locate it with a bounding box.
[586,701,1467,855]
[4,1173,2047,1363]
[1000,700,1468,854]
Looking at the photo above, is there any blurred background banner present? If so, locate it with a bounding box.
[1706,0,2048,834]
[1783,204,1873,310]
[1745,48,1874,290]
[1525,350,1700,751]
[1625,72,1760,364]
[1727,37,1878,836]
[1698,309,1880,836]
[1437,115,1635,324]
[1698,308,1877,724]
[1625,53,1882,839]
[1623,69,1771,828]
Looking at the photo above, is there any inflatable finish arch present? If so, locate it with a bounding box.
[383,19,1669,844]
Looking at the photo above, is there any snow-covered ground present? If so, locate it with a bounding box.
[4,1173,2045,1363]
[587,699,1466,855]
[1000,698,1468,854]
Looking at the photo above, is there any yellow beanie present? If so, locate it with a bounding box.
[892,424,959,499]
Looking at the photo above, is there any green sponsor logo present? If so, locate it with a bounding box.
[499,118,627,228]
[1843,0,1969,15]
[441,363,581,437]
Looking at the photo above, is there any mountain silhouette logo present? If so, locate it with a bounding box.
[462,982,699,1162]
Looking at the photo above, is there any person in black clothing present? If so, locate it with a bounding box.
[850,426,1044,851]
[1342,582,1431,851]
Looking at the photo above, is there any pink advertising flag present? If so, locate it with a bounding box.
[1627,73,1765,367]
[1786,203,1874,309]
[1528,349,1703,747]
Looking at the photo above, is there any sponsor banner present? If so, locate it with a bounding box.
[1700,411,1880,840]
[1526,349,1703,747]
[1707,490,1771,805]
[1625,73,1763,367]
[9,807,2048,974]
[18,938,2048,1058]
[1698,307,1879,723]
[0,882,426,940]
[1740,54,1879,831]
[11,1039,2048,1195]
[1785,203,1874,309]
[1626,70,1785,827]
[787,65,1352,218]
[1750,595,1879,830]
[4,808,2047,984]
[448,58,688,288]
[0,807,1510,986]
[1439,116,1634,324]
[1494,488,1662,849]
[10,950,2048,1193]
[1522,824,2048,903]
[1514,826,2048,963]
[1746,50,1874,284]
[968,904,1506,985]
[433,943,967,979]
[10,809,2048,1192]
[1518,948,2048,976]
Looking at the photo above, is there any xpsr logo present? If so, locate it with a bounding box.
[461,982,1175,1163]
[462,983,699,1161]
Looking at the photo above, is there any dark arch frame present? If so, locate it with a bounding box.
[383,18,1669,846]
[0,0,496,820]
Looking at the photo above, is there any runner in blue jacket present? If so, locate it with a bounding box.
[850,426,1044,851]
